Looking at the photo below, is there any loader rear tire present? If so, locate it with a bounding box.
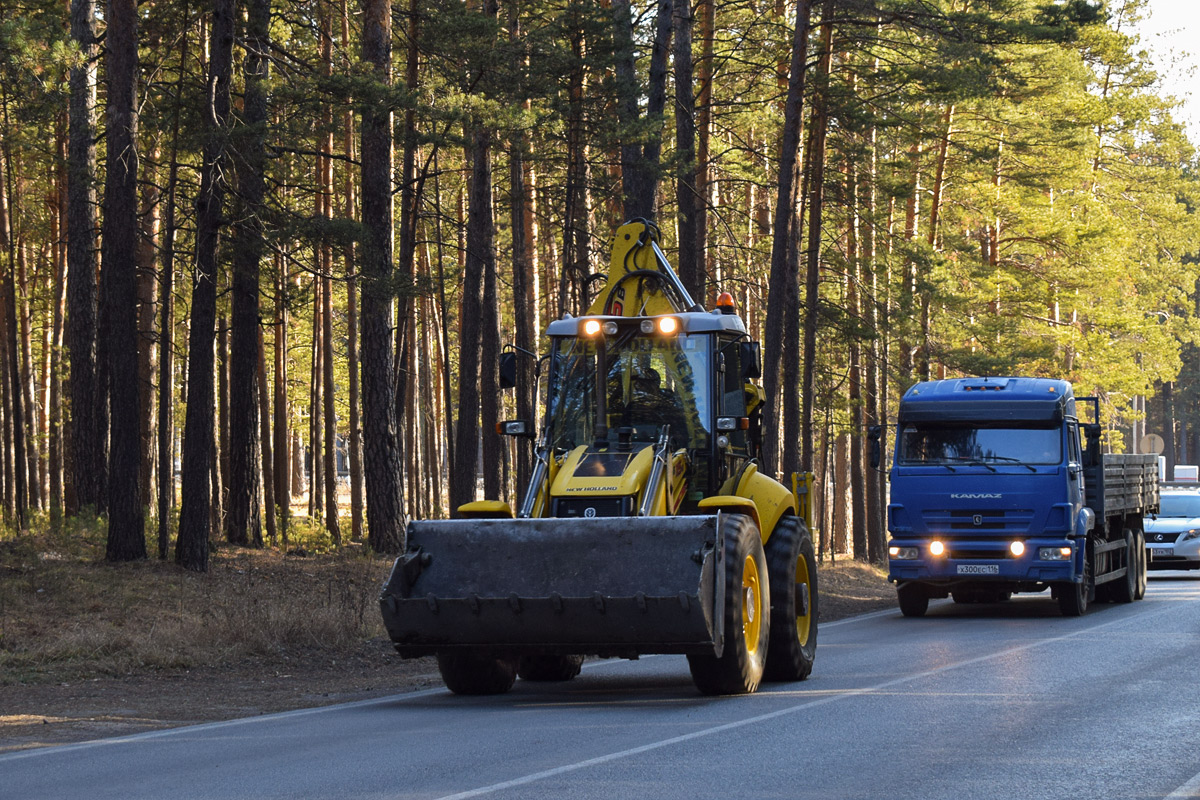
[763,516,817,683]
[518,655,584,682]
[436,652,518,695]
[687,514,770,695]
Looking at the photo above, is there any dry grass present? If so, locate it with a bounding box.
[0,519,392,685]
[0,518,897,688]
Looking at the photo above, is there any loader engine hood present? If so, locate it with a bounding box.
[548,444,654,517]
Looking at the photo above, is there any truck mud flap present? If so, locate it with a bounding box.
[379,515,724,658]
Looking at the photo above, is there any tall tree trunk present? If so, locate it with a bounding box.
[695,0,714,303]
[158,9,189,558]
[560,20,586,316]
[256,327,276,544]
[509,0,535,496]
[309,278,322,519]
[673,0,701,302]
[273,253,290,543]
[50,122,68,519]
[800,0,834,475]
[360,0,405,552]
[0,139,27,527]
[99,0,144,557]
[137,155,159,514]
[177,0,235,571]
[452,123,493,514]
[480,205,501,501]
[227,0,269,548]
[322,269,340,541]
[67,0,100,514]
[343,0,363,541]
[16,240,41,511]
[760,0,811,478]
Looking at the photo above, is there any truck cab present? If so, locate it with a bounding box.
[885,376,1152,616]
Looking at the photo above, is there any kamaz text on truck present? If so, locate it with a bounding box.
[875,376,1157,617]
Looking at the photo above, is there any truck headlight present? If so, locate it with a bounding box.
[928,540,946,557]
[1038,546,1072,561]
[889,546,919,560]
[1009,541,1025,557]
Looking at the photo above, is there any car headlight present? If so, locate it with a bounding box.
[1181,529,1200,541]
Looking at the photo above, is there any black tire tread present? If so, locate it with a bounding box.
[436,652,518,695]
[763,516,818,682]
[687,513,770,695]
[517,655,584,682]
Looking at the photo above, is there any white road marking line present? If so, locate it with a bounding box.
[1167,770,1200,798]
[0,685,449,763]
[432,599,1194,800]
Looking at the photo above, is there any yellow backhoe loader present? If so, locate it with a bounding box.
[379,219,819,695]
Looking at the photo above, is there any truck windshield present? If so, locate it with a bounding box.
[898,424,1061,466]
[546,333,711,451]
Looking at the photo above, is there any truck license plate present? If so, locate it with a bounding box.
[1151,547,1174,559]
[957,564,999,575]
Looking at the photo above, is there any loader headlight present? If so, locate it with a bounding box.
[583,319,602,336]
[1037,546,1072,561]
[658,316,679,335]
[602,320,619,336]
[640,319,656,334]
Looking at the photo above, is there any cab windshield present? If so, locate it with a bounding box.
[547,333,711,451]
[898,424,1062,466]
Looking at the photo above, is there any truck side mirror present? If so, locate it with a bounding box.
[498,351,518,389]
[868,425,882,469]
[740,342,761,379]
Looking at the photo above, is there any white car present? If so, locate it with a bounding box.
[1145,486,1200,570]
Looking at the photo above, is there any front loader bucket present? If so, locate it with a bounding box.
[379,515,725,659]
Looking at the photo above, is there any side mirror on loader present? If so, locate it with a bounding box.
[498,352,518,390]
[496,420,534,438]
[867,425,882,469]
[740,342,762,379]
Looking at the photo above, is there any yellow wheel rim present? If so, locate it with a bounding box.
[742,554,762,654]
[795,552,812,646]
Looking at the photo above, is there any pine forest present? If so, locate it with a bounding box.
[1,0,1198,568]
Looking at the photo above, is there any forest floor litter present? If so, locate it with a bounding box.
[0,524,895,753]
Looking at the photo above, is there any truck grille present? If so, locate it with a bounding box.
[923,508,1034,536]
[948,547,1013,560]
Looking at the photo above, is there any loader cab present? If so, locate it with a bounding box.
[544,312,758,508]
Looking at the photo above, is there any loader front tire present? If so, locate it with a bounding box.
[436,652,518,695]
[518,655,584,682]
[763,516,817,682]
[687,514,770,695]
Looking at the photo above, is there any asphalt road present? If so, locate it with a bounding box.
[6,573,1200,800]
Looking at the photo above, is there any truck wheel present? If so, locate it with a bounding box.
[763,516,818,683]
[1134,529,1147,600]
[518,655,584,682]
[1058,540,1093,617]
[897,583,929,617]
[688,514,770,695]
[436,652,518,695]
[1112,529,1137,604]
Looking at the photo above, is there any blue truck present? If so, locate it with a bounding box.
[877,376,1158,617]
